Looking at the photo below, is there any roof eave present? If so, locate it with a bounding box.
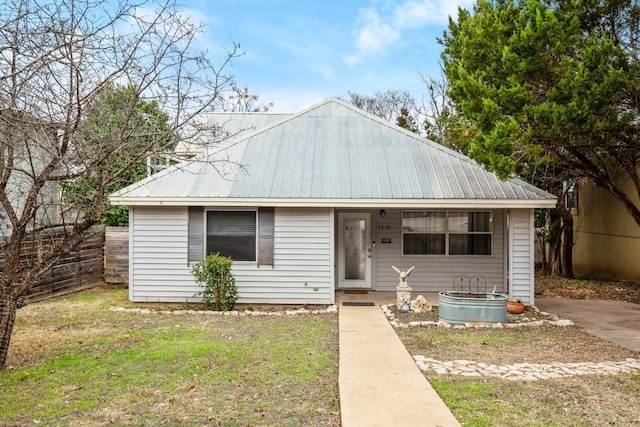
[109,197,557,209]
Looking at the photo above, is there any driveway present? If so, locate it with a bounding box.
[536,298,640,352]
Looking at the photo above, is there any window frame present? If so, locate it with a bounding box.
[204,208,258,262]
[401,210,493,256]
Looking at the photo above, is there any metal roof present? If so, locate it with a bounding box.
[174,111,292,156]
[110,98,556,208]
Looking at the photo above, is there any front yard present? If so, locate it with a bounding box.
[1,287,340,426]
[397,325,640,426]
[2,276,639,426]
[395,275,640,426]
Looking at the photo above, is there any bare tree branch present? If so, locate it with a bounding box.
[0,0,241,367]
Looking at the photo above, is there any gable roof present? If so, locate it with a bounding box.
[110,98,556,208]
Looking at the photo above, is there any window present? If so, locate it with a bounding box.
[206,211,256,261]
[402,212,446,254]
[189,207,274,264]
[402,211,492,255]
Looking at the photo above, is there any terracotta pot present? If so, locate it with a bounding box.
[507,299,525,314]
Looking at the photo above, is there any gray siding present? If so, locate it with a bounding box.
[372,209,506,293]
[510,209,535,304]
[130,206,192,302]
[130,206,333,304]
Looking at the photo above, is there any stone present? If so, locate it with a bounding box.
[410,295,432,313]
[555,319,574,326]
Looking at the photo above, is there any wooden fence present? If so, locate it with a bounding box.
[2,225,107,304]
[0,225,134,304]
[104,226,129,284]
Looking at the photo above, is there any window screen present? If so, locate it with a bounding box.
[206,211,257,261]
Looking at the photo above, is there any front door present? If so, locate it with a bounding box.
[337,213,372,289]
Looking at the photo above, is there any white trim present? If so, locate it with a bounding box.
[503,209,509,294]
[329,208,335,304]
[111,197,557,209]
[508,209,513,299]
[128,205,134,302]
[529,209,535,305]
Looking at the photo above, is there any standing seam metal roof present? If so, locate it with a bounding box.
[110,98,556,205]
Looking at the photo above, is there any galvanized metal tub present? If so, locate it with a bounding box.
[438,291,507,324]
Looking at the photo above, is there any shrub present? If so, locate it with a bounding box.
[191,253,238,311]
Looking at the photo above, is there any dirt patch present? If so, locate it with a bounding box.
[536,274,640,304]
[398,324,639,365]
[391,304,556,325]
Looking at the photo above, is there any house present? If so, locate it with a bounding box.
[0,109,63,237]
[571,174,640,281]
[109,98,556,305]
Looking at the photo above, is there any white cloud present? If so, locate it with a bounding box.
[346,0,473,67]
[355,8,400,56]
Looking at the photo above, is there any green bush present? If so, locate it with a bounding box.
[191,253,238,311]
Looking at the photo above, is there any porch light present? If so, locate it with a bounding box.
[380,209,386,217]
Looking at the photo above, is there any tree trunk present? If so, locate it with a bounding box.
[560,211,574,278]
[547,208,563,276]
[544,174,575,278]
[538,233,549,274]
[0,292,19,368]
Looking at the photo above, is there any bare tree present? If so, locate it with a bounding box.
[227,84,273,112]
[340,89,419,127]
[0,0,241,367]
[419,70,479,154]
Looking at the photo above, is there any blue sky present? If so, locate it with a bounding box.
[181,0,474,112]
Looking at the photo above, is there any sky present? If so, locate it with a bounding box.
[181,0,475,112]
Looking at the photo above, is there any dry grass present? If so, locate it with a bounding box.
[536,273,640,304]
[1,286,340,427]
[398,324,639,365]
[398,324,640,426]
[395,275,640,426]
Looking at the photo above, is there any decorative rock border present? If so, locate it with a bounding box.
[380,303,574,329]
[109,305,338,317]
[413,356,640,381]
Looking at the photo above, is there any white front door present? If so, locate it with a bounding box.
[337,213,372,289]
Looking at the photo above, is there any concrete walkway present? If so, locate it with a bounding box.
[338,292,460,427]
[536,298,640,352]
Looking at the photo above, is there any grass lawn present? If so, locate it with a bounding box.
[396,276,640,427]
[1,286,340,426]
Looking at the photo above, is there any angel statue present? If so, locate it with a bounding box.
[391,265,415,288]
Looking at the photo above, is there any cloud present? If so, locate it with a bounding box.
[346,0,473,66]
[355,8,401,56]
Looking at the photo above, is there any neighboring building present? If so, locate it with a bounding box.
[572,174,640,281]
[0,109,62,237]
[109,98,556,305]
